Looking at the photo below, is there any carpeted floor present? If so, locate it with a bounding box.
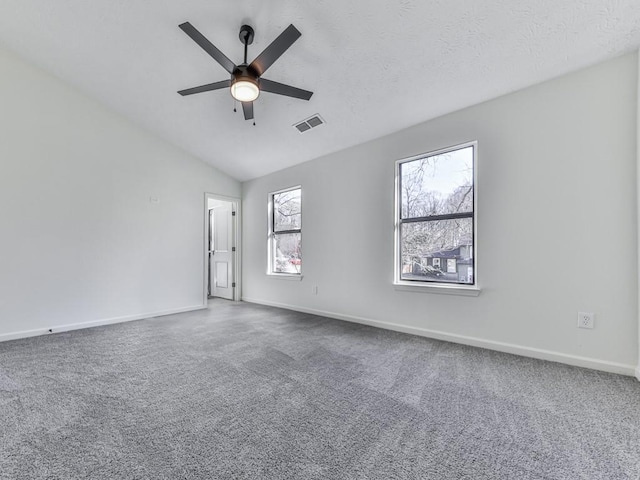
[1,300,639,479]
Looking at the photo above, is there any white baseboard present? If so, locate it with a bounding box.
[243,297,637,377]
[0,304,207,343]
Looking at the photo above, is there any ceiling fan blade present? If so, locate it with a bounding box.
[259,78,313,101]
[249,24,301,76]
[242,101,254,120]
[179,22,236,74]
[178,80,231,96]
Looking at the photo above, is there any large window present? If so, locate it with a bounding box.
[396,142,476,286]
[269,186,302,274]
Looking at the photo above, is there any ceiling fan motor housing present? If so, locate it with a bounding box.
[232,64,259,82]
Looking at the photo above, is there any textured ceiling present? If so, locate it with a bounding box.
[0,1,639,181]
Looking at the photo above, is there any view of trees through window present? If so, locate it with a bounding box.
[271,187,301,274]
[399,145,475,285]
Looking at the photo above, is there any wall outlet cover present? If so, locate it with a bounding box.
[577,312,595,329]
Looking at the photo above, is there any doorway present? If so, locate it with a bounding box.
[205,194,240,302]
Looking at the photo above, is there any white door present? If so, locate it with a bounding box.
[210,203,234,300]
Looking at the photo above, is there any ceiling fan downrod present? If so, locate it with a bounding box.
[239,25,254,65]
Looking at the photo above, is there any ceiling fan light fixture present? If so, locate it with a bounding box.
[178,22,312,121]
[230,77,260,102]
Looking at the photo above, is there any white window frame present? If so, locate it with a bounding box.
[268,185,303,279]
[393,141,480,296]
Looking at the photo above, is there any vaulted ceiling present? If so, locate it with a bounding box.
[0,1,639,181]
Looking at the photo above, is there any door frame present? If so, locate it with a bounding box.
[204,193,242,303]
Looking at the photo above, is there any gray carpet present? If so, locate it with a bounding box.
[1,301,639,480]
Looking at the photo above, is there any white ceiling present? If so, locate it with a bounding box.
[0,1,639,181]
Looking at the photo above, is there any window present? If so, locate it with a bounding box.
[269,186,302,275]
[396,142,476,286]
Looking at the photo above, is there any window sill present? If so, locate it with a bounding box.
[393,281,481,296]
[267,273,303,281]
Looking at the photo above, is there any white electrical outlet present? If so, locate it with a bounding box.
[577,312,595,329]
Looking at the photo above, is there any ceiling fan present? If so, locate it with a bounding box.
[178,22,313,122]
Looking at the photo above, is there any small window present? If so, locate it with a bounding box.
[396,143,476,286]
[269,186,302,274]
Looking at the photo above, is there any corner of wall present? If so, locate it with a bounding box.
[637,48,640,382]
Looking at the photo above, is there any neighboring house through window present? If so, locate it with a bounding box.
[269,186,302,275]
[396,142,476,286]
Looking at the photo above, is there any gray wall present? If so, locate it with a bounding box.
[0,45,240,339]
[243,53,639,375]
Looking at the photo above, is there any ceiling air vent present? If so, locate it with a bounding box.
[294,114,325,133]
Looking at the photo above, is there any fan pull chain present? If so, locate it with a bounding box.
[233,98,237,113]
